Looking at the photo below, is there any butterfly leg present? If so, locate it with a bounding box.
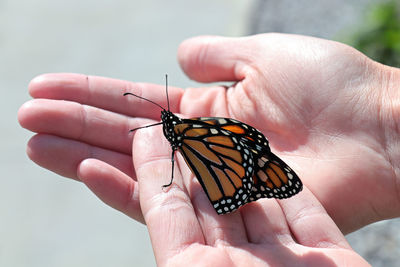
[162,150,175,188]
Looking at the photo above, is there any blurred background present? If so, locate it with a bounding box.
[2,0,399,266]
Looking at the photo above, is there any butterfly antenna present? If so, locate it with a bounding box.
[128,121,164,132]
[165,74,170,111]
[123,92,165,110]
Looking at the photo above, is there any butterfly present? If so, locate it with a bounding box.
[124,76,302,215]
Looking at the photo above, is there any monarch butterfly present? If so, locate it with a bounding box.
[124,76,302,215]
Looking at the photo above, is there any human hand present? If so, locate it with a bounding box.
[18,34,400,233]
[132,129,370,266]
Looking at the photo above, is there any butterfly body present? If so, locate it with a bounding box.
[161,110,184,150]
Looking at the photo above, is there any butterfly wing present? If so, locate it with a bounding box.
[194,117,303,201]
[173,117,302,214]
[249,152,302,201]
[194,117,271,153]
[215,118,303,201]
[173,120,255,214]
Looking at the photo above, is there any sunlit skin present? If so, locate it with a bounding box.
[18,33,400,266]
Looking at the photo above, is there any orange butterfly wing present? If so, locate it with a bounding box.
[174,119,254,214]
[249,152,302,201]
[174,117,302,214]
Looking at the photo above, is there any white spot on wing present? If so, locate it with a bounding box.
[258,158,265,167]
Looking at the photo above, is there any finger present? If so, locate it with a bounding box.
[279,187,351,249]
[241,199,292,245]
[26,134,134,180]
[132,127,204,266]
[178,36,250,82]
[29,73,184,118]
[19,99,141,155]
[77,158,143,223]
[179,85,230,118]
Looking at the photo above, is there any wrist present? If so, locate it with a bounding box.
[376,63,400,218]
[336,61,400,233]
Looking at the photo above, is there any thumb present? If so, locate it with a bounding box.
[177,35,250,83]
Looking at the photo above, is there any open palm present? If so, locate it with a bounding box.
[19,33,398,265]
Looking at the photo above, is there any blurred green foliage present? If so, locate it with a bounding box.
[346,0,400,67]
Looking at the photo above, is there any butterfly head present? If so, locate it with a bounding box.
[161,110,183,150]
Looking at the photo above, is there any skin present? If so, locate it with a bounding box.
[18,33,400,266]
